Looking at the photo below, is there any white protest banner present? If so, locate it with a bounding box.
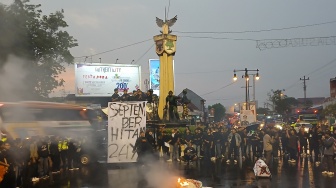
[107,101,146,163]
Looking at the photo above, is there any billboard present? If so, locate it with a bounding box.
[75,63,141,97]
[148,59,175,96]
[239,102,257,125]
[149,59,160,95]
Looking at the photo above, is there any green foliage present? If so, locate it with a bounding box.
[322,103,336,117]
[269,89,298,115]
[0,0,77,100]
[257,107,269,115]
[208,103,226,122]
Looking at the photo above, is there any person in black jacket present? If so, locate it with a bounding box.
[133,131,153,165]
[145,130,155,150]
[12,139,30,187]
[120,89,130,101]
[49,136,61,173]
[37,137,49,179]
[0,141,16,188]
[203,129,214,160]
[193,129,203,158]
[180,142,197,163]
[111,88,120,102]
[67,139,79,170]
[309,127,320,165]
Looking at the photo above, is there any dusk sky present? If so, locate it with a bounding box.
[3,0,336,108]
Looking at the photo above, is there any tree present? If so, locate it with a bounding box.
[208,103,226,122]
[322,103,336,117]
[0,0,77,100]
[257,107,269,115]
[268,89,298,115]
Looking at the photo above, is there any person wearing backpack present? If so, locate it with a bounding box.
[321,130,335,176]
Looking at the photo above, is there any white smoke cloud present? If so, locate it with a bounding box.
[0,54,29,101]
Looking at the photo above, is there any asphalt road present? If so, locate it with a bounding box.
[31,155,336,188]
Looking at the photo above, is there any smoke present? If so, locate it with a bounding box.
[143,160,181,188]
[0,54,29,101]
[107,154,183,188]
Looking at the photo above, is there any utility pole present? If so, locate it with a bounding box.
[300,76,309,103]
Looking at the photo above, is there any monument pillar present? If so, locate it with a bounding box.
[153,16,177,120]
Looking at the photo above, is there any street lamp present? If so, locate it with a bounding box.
[233,68,260,110]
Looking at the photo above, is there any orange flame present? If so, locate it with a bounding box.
[177,177,189,187]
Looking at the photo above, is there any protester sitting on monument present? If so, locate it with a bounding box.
[111,88,120,102]
[120,89,130,101]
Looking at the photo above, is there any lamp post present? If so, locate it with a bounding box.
[233,68,260,110]
[248,73,260,102]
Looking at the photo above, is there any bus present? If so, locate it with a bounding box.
[0,101,106,165]
[296,108,319,126]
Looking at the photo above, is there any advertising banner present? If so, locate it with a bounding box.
[107,102,146,163]
[149,59,175,96]
[149,59,160,96]
[75,63,141,97]
[240,102,257,126]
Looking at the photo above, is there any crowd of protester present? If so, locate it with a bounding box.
[147,122,336,176]
[0,135,84,188]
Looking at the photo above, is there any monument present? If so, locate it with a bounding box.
[153,15,177,120]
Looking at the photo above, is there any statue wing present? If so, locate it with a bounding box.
[156,17,164,27]
[167,15,177,27]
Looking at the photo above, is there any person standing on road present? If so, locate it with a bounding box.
[227,128,241,164]
[309,127,320,165]
[321,130,335,176]
[202,129,214,160]
[49,136,61,173]
[272,132,280,160]
[133,131,153,165]
[286,129,298,163]
[167,129,180,162]
[0,141,16,188]
[298,126,308,156]
[59,137,69,170]
[263,130,274,166]
[193,129,203,158]
[37,137,49,179]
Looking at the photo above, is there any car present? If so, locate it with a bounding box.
[294,123,313,133]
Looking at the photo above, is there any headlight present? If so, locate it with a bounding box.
[275,125,282,130]
[260,123,264,127]
[304,128,309,132]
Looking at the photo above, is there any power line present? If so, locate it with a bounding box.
[284,81,301,91]
[74,38,152,58]
[179,35,257,41]
[133,44,155,65]
[176,69,231,75]
[201,82,236,96]
[175,20,336,34]
[284,56,336,92]
[305,57,336,76]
